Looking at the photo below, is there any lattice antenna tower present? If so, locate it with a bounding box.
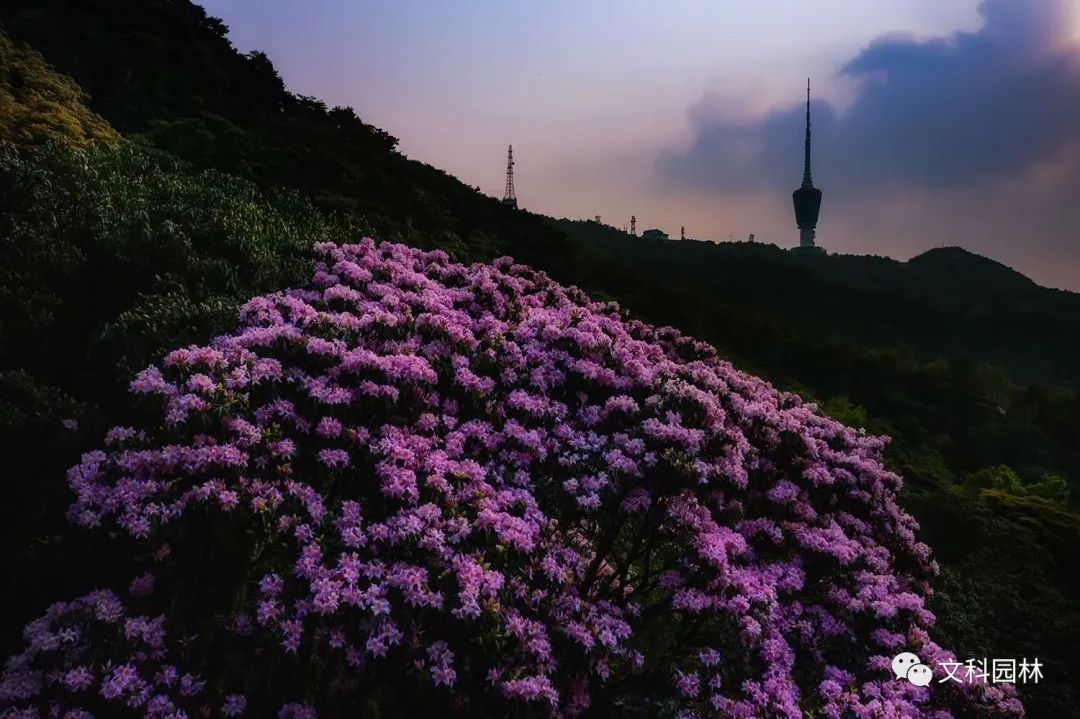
[502,145,517,208]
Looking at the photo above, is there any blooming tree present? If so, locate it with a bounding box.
[1,240,1023,717]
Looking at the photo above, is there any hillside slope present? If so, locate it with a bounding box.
[0,0,574,274]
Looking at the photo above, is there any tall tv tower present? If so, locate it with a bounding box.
[502,145,518,209]
[792,79,823,252]
[630,215,636,236]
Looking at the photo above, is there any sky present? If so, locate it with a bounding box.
[195,0,1080,290]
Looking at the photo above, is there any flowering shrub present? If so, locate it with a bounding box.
[0,590,227,718]
[1,240,1023,717]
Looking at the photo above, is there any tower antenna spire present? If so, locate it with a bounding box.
[502,144,518,208]
[802,78,813,188]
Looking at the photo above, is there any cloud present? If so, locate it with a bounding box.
[657,0,1080,194]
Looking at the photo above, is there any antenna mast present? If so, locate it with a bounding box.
[502,145,518,208]
[802,78,813,188]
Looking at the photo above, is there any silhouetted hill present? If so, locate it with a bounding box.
[809,245,1073,313]
[908,246,1036,294]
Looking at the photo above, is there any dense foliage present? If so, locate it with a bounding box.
[0,141,350,398]
[1,241,1022,717]
[0,34,116,147]
[0,140,358,662]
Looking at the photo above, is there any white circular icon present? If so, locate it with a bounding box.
[907,663,933,686]
[891,652,921,680]
[891,652,934,687]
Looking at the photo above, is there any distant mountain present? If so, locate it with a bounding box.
[906,246,1037,294]
[803,245,1072,312]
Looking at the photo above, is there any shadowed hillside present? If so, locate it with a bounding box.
[554,219,1080,387]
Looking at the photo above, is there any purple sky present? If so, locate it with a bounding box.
[195,0,1080,290]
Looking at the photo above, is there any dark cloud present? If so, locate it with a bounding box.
[657,0,1080,194]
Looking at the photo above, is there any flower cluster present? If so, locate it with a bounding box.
[2,240,1023,717]
[0,590,210,718]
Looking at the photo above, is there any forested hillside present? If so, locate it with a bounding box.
[555,219,1080,386]
[1,2,1079,715]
